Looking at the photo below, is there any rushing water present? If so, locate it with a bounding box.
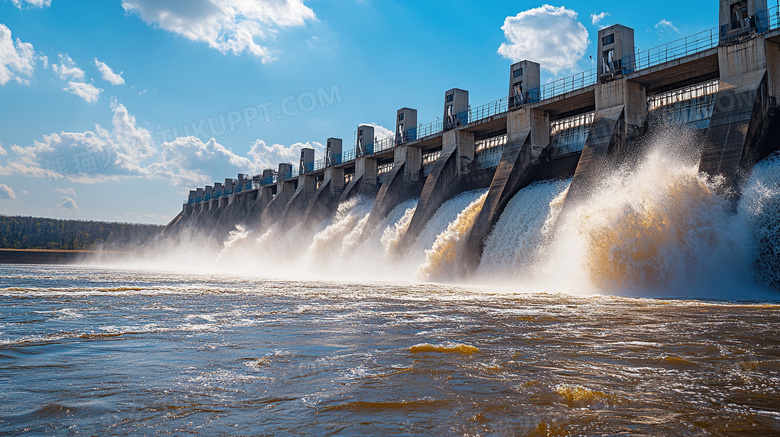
[1,264,779,435]
[3,139,780,434]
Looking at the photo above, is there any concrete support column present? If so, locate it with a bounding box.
[326,138,343,166]
[561,24,644,212]
[355,156,378,188]
[452,129,476,173]
[509,106,550,153]
[464,105,550,270]
[595,78,647,141]
[325,167,345,197]
[300,145,347,228]
[394,144,423,183]
[299,148,315,175]
[766,38,780,103]
[396,108,418,144]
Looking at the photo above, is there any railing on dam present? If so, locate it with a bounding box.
[627,28,719,72]
[530,69,598,102]
[468,97,509,125]
[370,136,395,155]
[187,7,780,204]
[340,148,357,164]
[415,119,444,139]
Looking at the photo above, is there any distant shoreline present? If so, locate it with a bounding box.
[0,249,129,265]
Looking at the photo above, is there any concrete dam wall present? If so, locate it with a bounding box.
[161,1,780,289]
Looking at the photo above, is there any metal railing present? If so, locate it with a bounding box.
[371,136,395,155]
[339,148,357,164]
[183,6,780,205]
[529,69,597,102]
[468,97,509,125]
[415,119,443,139]
[628,27,719,73]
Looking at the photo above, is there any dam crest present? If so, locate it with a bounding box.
[160,0,780,291]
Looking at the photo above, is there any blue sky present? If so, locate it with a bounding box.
[0,0,717,224]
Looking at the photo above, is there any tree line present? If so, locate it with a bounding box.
[0,215,163,251]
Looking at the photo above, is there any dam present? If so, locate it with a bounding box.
[162,0,780,288]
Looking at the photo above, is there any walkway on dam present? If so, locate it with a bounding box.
[170,2,780,271]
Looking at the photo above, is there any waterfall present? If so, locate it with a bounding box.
[477,179,570,281]
[144,135,779,295]
[217,224,250,260]
[380,200,417,256]
[738,152,780,290]
[475,140,780,297]
[414,189,488,257]
[418,191,489,281]
[306,197,372,264]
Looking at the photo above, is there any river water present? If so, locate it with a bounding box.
[1,264,779,435]
[2,145,780,435]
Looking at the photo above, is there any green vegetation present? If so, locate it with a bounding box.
[0,215,163,251]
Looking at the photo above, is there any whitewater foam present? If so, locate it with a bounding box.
[419,191,488,281]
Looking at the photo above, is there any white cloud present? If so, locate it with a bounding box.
[94,59,125,85]
[56,187,77,197]
[0,23,38,85]
[0,184,16,200]
[498,5,589,75]
[58,196,79,211]
[157,136,259,185]
[247,140,324,170]
[655,19,679,33]
[0,100,154,183]
[0,100,322,188]
[360,123,394,140]
[64,81,103,103]
[52,54,85,81]
[0,142,6,156]
[121,0,316,62]
[591,12,609,26]
[11,0,52,8]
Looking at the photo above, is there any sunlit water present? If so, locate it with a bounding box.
[1,264,779,435]
[3,138,780,434]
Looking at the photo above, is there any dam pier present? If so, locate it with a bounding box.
[164,0,780,271]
